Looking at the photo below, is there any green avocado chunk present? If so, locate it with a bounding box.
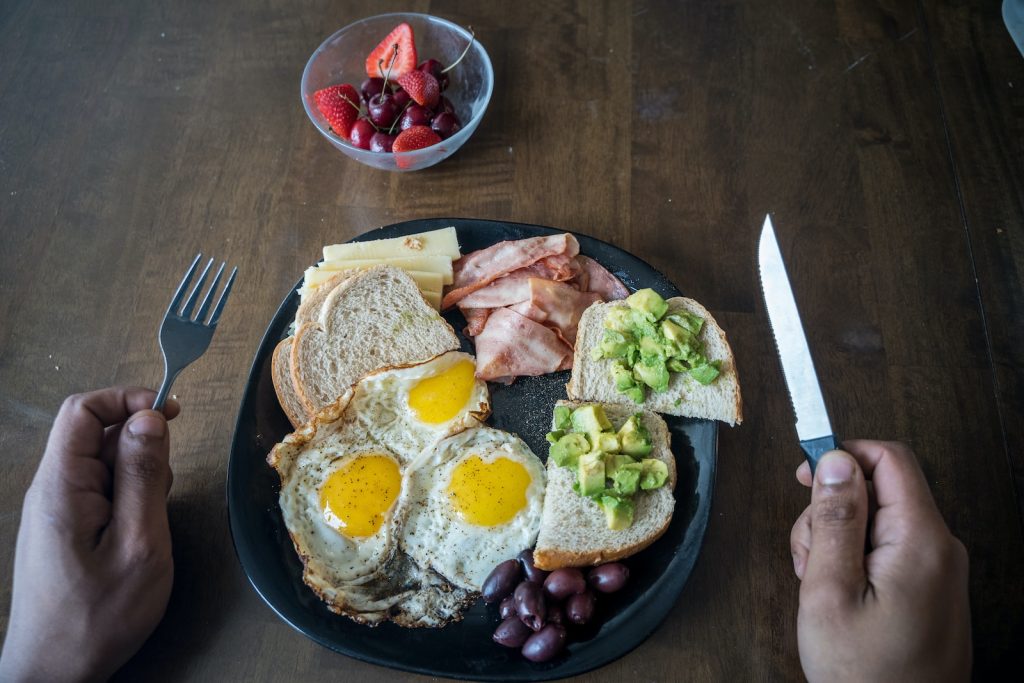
[618,414,653,457]
[553,405,572,431]
[599,495,635,530]
[611,462,642,496]
[590,431,621,454]
[571,404,612,434]
[578,451,606,497]
[611,360,639,391]
[640,458,669,490]
[626,288,669,321]
[688,361,721,386]
[633,357,670,392]
[549,432,590,467]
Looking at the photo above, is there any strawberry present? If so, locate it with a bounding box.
[314,84,360,139]
[365,23,417,79]
[395,70,440,108]
[392,125,442,153]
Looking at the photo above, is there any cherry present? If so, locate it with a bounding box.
[418,58,448,91]
[360,77,386,102]
[369,131,396,153]
[438,96,456,115]
[349,118,375,149]
[431,111,462,139]
[392,87,411,108]
[367,93,399,128]
[400,104,432,131]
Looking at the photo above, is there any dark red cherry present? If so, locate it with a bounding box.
[367,93,398,128]
[360,77,386,102]
[400,104,432,131]
[349,118,375,149]
[431,111,462,139]
[418,58,449,90]
[369,131,396,153]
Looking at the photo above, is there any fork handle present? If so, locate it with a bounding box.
[152,362,180,411]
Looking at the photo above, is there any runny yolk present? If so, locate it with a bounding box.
[320,454,401,538]
[407,359,476,424]
[447,455,531,527]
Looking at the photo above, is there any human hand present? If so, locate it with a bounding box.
[0,387,180,682]
[789,441,971,682]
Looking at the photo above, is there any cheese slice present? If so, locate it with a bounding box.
[318,254,454,284]
[303,266,443,292]
[323,227,460,261]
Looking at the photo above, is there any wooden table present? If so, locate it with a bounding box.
[2,0,1022,679]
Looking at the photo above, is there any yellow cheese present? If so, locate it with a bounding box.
[323,227,460,261]
[318,254,454,284]
[421,290,442,310]
[303,266,443,294]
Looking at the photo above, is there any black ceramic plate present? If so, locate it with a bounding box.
[227,218,717,681]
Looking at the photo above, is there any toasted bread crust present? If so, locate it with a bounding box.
[272,337,308,428]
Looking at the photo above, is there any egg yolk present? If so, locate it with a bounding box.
[447,455,530,527]
[320,454,401,538]
[407,359,476,424]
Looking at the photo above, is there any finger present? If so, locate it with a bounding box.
[801,450,869,603]
[795,460,812,487]
[45,388,180,466]
[840,440,939,516]
[109,410,173,545]
[790,504,812,579]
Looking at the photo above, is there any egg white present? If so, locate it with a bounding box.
[399,427,546,591]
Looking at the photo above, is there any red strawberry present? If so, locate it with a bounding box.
[395,70,439,108]
[365,23,417,79]
[314,84,360,139]
[392,125,442,153]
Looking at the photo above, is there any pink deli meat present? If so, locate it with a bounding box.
[508,279,603,346]
[576,255,629,301]
[474,308,573,381]
[443,233,580,309]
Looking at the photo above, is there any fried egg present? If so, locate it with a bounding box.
[346,351,491,461]
[400,427,546,591]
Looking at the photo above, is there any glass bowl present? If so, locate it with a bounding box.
[301,13,493,172]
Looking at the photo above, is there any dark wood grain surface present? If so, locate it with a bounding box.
[2,0,1022,680]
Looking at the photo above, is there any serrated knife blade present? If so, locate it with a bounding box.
[758,215,839,472]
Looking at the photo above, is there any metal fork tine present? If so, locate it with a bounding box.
[180,258,214,319]
[208,266,237,327]
[195,261,226,323]
[168,253,203,314]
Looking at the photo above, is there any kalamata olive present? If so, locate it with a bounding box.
[517,549,550,584]
[565,590,596,624]
[493,616,531,648]
[546,602,566,626]
[499,595,516,619]
[514,581,546,631]
[543,568,586,601]
[482,559,522,603]
[521,624,567,662]
[588,562,630,593]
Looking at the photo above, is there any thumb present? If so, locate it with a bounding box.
[110,410,173,545]
[801,450,869,601]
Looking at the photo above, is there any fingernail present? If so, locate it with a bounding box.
[817,452,854,486]
[128,414,166,439]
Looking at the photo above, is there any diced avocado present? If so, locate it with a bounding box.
[545,429,565,444]
[571,404,613,434]
[660,318,692,345]
[666,357,687,373]
[603,306,636,334]
[640,459,669,490]
[605,453,637,475]
[611,462,642,496]
[553,405,572,431]
[633,358,670,392]
[611,360,638,391]
[550,432,590,467]
[667,311,704,335]
[688,361,721,385]
[591,431,621,454]
[578,451,606,497]
[624,385,645,403]
[599,495,635,530]
[626,288,669,321]
[599,329,637,359]
[639,335,666,360]
[618,415,653,457]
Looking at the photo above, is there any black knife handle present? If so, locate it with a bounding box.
[800,435,842,474]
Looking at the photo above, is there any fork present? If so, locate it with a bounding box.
[153,253,238,410]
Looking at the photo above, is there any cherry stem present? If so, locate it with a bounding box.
[388,100,413,135]
[442,27,475,74]
[339,93,360,113]
[380,43,399,92]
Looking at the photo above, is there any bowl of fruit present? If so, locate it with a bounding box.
[301,13,492,172]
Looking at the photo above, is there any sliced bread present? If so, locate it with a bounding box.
[533,401,676,570]
[567,297,743,425]
[272,337,309,428]
[290,265,460,416]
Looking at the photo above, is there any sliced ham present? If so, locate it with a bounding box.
[509,279,603,345]
[457,272,534,309]
[443,234,579,309]
[474,308,573,381]
[576,255,629,300]
[460,307,491,336]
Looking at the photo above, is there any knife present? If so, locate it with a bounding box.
[758,215,840,473]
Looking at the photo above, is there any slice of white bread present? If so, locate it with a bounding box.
[272,337,309,428]
[290,265,460,416]
[568,297,743,425]
[533,401,676,570]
